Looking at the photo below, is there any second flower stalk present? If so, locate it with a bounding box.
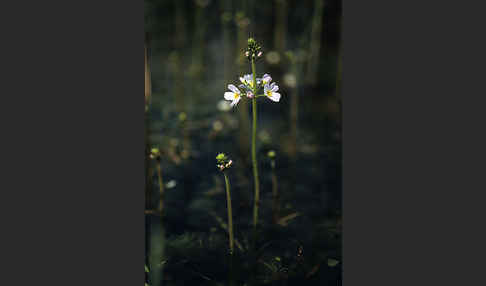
[216,153,234,255]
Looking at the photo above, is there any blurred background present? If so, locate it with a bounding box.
[145,0,341,285]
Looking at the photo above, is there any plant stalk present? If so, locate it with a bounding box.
[224,172,234,255]
[223,171,235,286]
[251,58,260,232]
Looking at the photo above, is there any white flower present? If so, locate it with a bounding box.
[261,74,272,85]
[239,74,253,87]
[264,82,281,102]
[224,84,242,107]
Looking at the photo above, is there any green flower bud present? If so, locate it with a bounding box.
[267,150,276,158]
[216,153,227,162]
[150,147,161,160]
[178,112,187,122]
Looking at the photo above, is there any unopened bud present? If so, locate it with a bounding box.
[216,153,233,171]
[226,160,233,168]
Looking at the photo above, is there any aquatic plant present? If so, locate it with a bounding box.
[223,38,282,235]
[216,153,234,255]
[216,152,235,286]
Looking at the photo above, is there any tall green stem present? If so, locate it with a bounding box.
[224,171,235,286]
[251,58,260,231]
[224,172,234,255]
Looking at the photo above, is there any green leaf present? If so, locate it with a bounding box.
[145,265,149,272]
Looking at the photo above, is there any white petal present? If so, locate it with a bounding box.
[230,96,241,107]
[262,74,272,84]
[263,83,270,93]
[228,84,239,93]
[239,77,245,84]
[268,92,281,102]
[224,92,235,100]
[271,84,279,92]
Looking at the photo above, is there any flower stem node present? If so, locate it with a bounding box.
[216,153,233,171]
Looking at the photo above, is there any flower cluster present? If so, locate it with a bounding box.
[245,38,262,61]
[216,153,233,171]
[223,38,282,107]
[224,73,281,107]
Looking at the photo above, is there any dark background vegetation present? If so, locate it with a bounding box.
[145,0,342,285]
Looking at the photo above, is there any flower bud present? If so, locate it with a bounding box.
[216,153,233,171]
[267,150,276,159]
[150,147,161,160]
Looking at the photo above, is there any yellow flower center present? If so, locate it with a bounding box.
[266,90,272,97]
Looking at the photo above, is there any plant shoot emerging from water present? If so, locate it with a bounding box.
[216,153,234,256]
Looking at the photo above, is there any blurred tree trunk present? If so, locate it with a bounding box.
[334,39,342,131]
[145,41,152,210]
[173,0,187,113]
[288,55,304,160]
[221,0,233,86]
[190,0,209,110]
[305,0,325,86]
[274,0,288,54]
